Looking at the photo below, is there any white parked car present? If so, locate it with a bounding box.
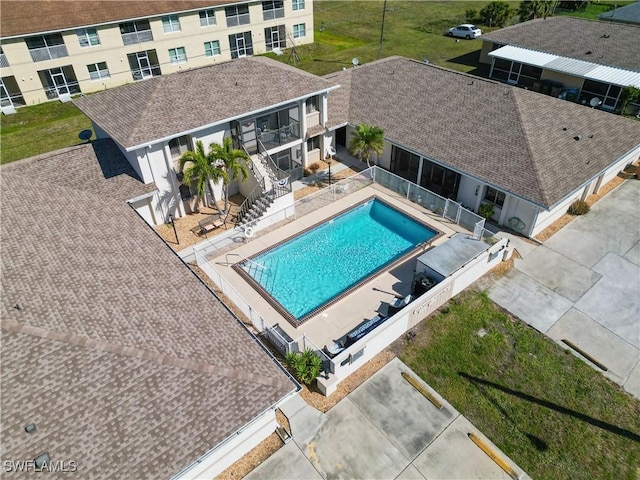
[446,24,482,39]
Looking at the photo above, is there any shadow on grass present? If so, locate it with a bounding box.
[459,372,640,443]
[447,51,491,78]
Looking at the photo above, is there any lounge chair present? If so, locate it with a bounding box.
[323,341,345,358]
[388,294,413,315]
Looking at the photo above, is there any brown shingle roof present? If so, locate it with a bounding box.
[0,0,234,38]
[74,57,336,150]
[0,140,296,478]
[327,57,640,208]
[482,16,640,71]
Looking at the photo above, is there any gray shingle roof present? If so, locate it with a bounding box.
[598,1,640,25]
[327,57,640,208]
[0,140,296,478]
[482,16,640,71]
[74,57,336,150]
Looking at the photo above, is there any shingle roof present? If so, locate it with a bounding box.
[0,0,233,38]
[75,57,336,150]
[326,57,640,208]
[598,1,640,25]
[0,140,296,478]
[481,16,640,71]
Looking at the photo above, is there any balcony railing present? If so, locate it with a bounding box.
[263,7,284,20]
[29,44,68,62]
[226,13,250,27]
[89,68,110,81]
[121,30,153,46]
[0,54,9,68]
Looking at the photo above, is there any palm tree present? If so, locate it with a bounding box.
[210,137,250,214]
[179,140,227,213]
[349,123,384,167]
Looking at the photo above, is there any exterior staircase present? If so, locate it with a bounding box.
[236,145,291,226]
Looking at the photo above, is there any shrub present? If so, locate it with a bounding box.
[478,203,495,219]
[465,8,477,22]
[285,349,322,385]
[308,161,321,173]
[568,200,590,215]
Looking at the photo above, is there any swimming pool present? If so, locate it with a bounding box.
[235,197,440,325]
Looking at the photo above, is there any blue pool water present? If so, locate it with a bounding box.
[240,198,437,322]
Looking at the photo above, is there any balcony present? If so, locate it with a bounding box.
[121,30,153,46]
[29,44,68,62]
[226,13,250,27]
[44,82,81,100]
[263,7,284,20]
[0,54,8,68]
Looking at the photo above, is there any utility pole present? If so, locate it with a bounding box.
[377,0,388,60]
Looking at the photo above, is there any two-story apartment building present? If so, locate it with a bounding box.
[0,0,313,111]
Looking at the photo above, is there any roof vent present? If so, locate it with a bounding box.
[24,423,36,434]
[34,452,50,469]
[574,135,581,141]
[562,126,568,131]
[585,50,592,55]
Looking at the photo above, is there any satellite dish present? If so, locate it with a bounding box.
[272,47,283,56]
[589,97,601,108]
[78,129,92,142]
[352,57,359,66]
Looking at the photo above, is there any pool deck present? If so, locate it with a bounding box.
[209,185,467,349]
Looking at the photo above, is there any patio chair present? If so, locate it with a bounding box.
[196,214,226,237]
[388,294,413,315]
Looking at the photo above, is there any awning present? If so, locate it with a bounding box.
[489,45,640,88]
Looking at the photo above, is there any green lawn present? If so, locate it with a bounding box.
[398,290,640,480]
[0,102,92,164]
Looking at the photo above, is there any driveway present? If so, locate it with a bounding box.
[245,358,529,480]
[489,180,640,398]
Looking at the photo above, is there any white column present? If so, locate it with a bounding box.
[162,144,187,218]
[498,194,511,226]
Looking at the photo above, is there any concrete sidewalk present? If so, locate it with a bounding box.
[245,359,529,480]
[489,180,640,398]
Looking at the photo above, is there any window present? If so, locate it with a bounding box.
[305,96,318,114]
[169,47,187,64]
[169,135,191,158]
[204,40,220,57]
[162,15,181,33]
[199,9,216,26]
[307,136,320,151]
[87,62,109,80]
[25,34,68,62]
[264,26,286,51]
[77,28,100,47]
[580,79,622,111]
[262,0,284,20]
[225,4,250,27]
[292,0,305,10]
[229,32,253,59]
[293,23,306,38]
[484,187,505,207]
[120,20,153,45]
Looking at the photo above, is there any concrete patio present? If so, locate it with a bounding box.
[489,180,640,398]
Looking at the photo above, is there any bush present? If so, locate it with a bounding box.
[568,200,590,215]
[478,203,495,219]
[465,8,477,22]
[479,1,513,27]
[285,349,322,385]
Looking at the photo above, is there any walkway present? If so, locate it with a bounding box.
[245,359,529,480]
[489,180,640,398]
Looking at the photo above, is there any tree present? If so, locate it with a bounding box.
[349,123,384,168]
[209,137,250,214]
[619,85,640,115]
[479,1,513,27]
[517,0,554,21]
[179,140,227,213]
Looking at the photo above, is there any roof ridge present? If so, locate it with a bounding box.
[510,89,550,206]
[1,320,291,390]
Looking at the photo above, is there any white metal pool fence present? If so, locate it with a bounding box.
[189,166,487,263]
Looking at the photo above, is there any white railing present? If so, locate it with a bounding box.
[29,44,68,62]
[121,30,153,45]
[226,13,250,27]
[263,7,285,20]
